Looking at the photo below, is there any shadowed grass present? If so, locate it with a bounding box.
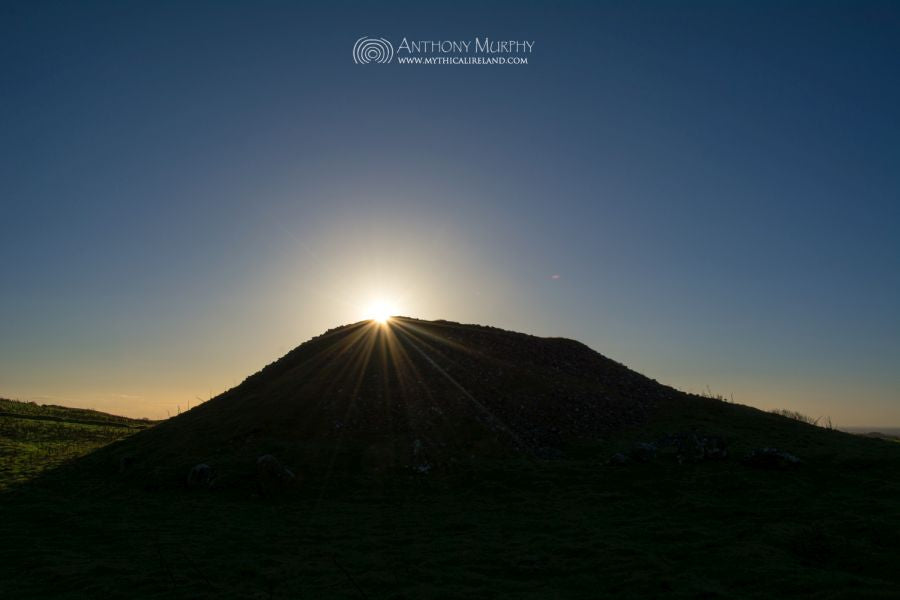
[2,318,900,598]
[2,403,900,599]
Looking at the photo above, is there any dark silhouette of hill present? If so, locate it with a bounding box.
[7,319,900,599]
[105,317,686,486]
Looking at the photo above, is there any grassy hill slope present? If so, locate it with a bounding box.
[0,398,154,491]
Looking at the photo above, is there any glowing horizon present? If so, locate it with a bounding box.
[1,2,898,427]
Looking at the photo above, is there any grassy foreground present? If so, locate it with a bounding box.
[1,397,900,599]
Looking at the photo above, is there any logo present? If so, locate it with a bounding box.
[352,36,535,66]
[353,37,394,64]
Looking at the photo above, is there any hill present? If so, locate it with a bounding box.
[0,398,154,491]
[75,317,900,491]
[0,397,152,428]
[100,317,685,487]
[2,319,900,599]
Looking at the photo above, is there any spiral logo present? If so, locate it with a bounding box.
[353,37,394,64]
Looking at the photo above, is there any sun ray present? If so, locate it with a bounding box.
[365,299,397,324]
[390,321,534,456]
[380,324,470,459]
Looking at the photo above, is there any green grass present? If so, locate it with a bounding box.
[0,397,154,427]
[1,396,899,599]
[0,399,153,491]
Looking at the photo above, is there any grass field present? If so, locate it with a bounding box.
[1,397,899,599]
[0,399,153,491]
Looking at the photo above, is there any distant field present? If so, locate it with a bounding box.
[841,427,900,441]
[0,398,154,491]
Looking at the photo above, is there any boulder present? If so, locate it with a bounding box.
[118,455,134,474]
[744,447,800,469]
[186,463,214,488]
[256,454,296,495]
[607,452,628,465]
[670,432,728,462]
[629,442,658,462]
[535,446,565,460]
[699,435,728,460]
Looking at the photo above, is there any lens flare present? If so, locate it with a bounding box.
[367,300,396,324]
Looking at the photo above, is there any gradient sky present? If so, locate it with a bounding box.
[2,1,898,425]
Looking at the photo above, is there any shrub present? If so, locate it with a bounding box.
[771,408,834,430]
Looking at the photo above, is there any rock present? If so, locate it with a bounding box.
[186,463,214,488]
[535,446,565,460]
[744,447,800,469]
[607,452,628,465]
[668,432,728,463]
[256,454,296,495]
[118,455,134,474]
[410,439,437,473]
[629,442,658,462]
[699,435,728,460]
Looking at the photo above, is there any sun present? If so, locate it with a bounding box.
[366,299,396,324]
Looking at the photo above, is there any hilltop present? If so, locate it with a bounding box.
[3,319,900,599]
[98,317,685,486]
[78,317,891,491]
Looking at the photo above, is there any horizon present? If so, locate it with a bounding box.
[2,1,898,426]
[4,314,899,431]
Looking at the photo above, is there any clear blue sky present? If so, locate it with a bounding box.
[1,1,898,424]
